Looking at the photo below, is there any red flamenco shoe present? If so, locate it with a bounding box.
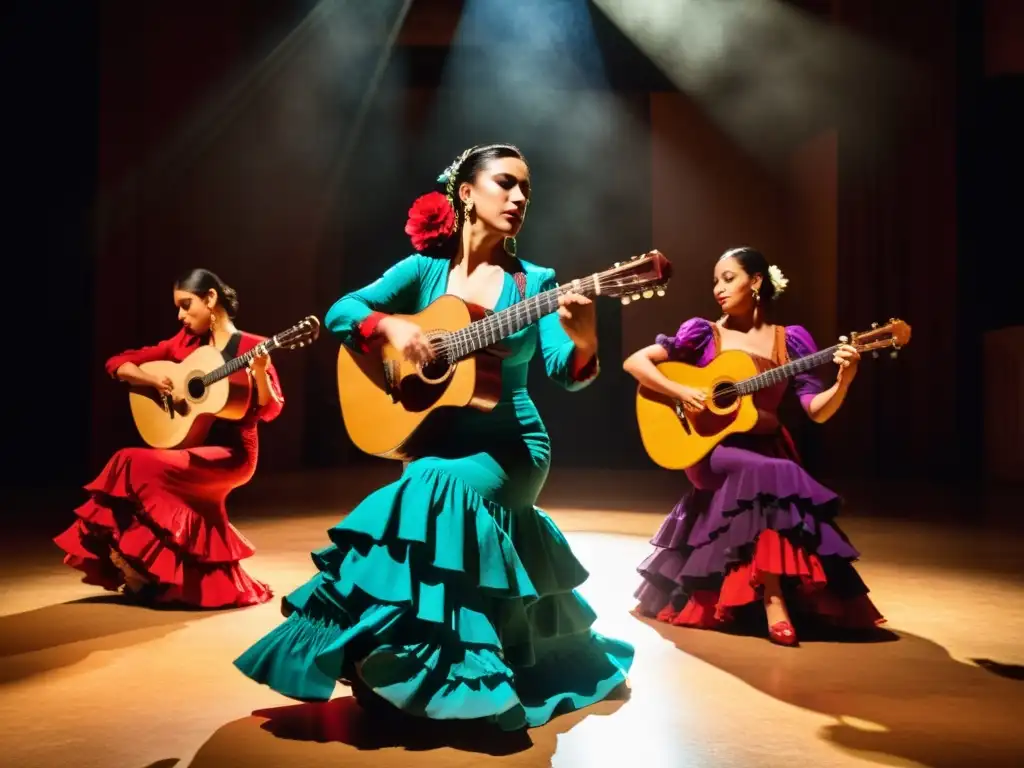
[769,621,799,647]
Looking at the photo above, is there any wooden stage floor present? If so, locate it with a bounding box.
[1,467,1022,768]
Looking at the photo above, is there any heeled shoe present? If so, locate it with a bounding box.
[769,620,799,647]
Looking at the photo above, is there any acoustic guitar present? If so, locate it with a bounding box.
[635,318,912,470]
[129,315,320,449]
[337,251,673,459]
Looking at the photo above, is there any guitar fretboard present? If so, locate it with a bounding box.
[443,274,599,359]
[201,339,277,386]
[734,345,838,395]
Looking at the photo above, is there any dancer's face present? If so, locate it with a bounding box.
[459,156,530,238]
[713,256,761,317]
[175,289,216,334]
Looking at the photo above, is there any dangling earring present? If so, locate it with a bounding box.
[463,199,474,220]
[209,312,217,334]
[504,199,526,257]
[752,288,760,303]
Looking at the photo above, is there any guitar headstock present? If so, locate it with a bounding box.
[845,318,911,358]
[597,250,673,305]
[273,315,321,350]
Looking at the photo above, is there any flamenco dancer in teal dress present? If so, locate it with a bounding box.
[235,144,633,729]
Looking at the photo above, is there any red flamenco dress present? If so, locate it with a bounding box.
[634,318,885,640]
[54,328,282,609]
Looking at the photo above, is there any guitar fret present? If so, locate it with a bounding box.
[442,284,572,362]
[732,345,838,397]
[203,347,256,386]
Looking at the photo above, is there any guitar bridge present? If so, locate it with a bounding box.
[383,359,401,403]
[674,401,692,435]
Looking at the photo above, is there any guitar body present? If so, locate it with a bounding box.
[336,294,502,459]
[636,350,761,470]
[129,345,253,449]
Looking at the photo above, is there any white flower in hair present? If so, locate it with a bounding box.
[768,264,788,295]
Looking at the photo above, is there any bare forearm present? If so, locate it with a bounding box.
[252,368,278,407]
[623,353,679,399]
[808,380,851,423]
[115,363,156,387]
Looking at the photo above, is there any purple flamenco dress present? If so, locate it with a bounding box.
[634,318,885,634]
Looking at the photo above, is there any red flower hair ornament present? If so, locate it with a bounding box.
[404,191,456,253]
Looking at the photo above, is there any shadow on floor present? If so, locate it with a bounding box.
[0,595,224,685]
[185,691,627,767]
[640,616,1024,768]
[970,658,1024,682]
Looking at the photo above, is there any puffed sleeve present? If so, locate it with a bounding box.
[655,317,714,364]
[103,328,191,378]
[786,325,827,410]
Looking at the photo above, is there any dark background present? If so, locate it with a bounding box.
[3,0,1021,505]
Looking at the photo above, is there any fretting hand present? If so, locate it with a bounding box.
[558,292,598,354]
[249,347,271,374]
[380,316,435,365]
[834,343,860,386]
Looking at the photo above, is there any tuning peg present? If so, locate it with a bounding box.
[642,289,654,299]
[656,287,666,297]
[630,254,638,260]
[872,351,879,359]
[839,335,849,343]
[890,350,898,359]
[631,293,640,302]
[614,262,621,267]
[620,296,631,305]
[871,322,878,329]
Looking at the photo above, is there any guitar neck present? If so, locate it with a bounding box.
[445,274,600,358]
[201,339,277,386]
[734,345,837,396]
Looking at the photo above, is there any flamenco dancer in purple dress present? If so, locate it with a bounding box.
[623,247,885,646]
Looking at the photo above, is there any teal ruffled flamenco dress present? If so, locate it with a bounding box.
[234,254,633,730]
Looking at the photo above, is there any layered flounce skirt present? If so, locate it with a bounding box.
[635,443,884,632]
[234,461,633,730]
[54,444,271,608]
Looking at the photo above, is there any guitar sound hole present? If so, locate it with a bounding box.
[711,382,738,409]
[187,377,206,399]
[419,358,452,384]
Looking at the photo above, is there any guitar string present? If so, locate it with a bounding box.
[200,322,315,385]
[417,265,894,380]
[705,342,897,400]
[431,274,597,360]
[424,271,657,363]
[710,346,839,398]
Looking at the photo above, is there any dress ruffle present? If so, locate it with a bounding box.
[54,449,271,609]
[635,450,884,632]
[234,464,632,730]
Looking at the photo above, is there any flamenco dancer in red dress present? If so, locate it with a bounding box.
[54,269,282,608]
